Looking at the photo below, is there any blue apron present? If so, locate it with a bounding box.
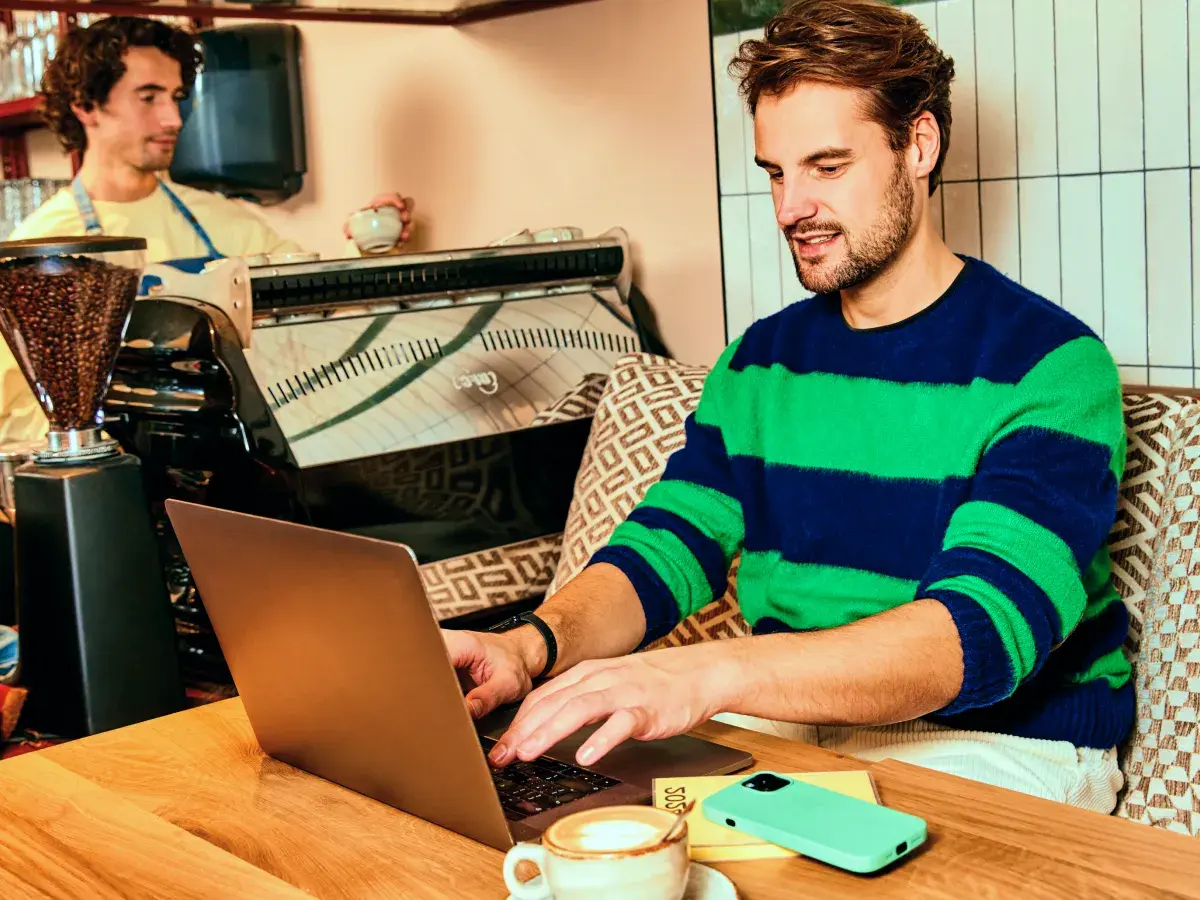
[72,177,224,292]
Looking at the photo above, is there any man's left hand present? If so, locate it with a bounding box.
[344,193,414,245]
[486,644,737,769]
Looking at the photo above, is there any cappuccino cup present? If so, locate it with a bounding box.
[347,206,403,254]
[502,805,689,900]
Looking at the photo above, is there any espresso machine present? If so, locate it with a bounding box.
[0,237,183,737]
[105,229,656,693]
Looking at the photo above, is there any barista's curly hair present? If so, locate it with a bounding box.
[41,16,203,154]
[730,0,955,194]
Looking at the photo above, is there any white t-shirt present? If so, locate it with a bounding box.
[9,180,304,261]
[2,182,306,442]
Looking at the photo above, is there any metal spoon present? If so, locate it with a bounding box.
[661,799,696,843]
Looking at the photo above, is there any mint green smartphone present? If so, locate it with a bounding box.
[701,771,927,874]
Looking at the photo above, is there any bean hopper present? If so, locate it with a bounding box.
[0,237,182,736]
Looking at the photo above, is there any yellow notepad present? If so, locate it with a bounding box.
[652,771,880,862]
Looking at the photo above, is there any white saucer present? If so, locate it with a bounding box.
[506,862,737,899]
[685,863,738,899]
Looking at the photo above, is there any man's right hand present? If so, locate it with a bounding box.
[442,628,545,719]
[443,565,647,723]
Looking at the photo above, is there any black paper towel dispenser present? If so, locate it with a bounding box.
[171,23,307,205]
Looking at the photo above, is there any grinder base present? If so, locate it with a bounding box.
[14,453,183,737]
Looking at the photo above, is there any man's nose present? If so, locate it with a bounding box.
[776,179,820,229]
[159,101,183,132]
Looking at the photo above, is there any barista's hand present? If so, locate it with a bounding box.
[443,628,541,720]
[487,644,733,769]
[344,193,414,245]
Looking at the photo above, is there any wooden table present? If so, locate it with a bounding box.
[0,699,1197,899]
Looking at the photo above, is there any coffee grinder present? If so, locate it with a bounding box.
[0,237,183,736]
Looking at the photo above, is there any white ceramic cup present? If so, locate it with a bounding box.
[347,206,403,254]
[503,805,689,900]
[532,226,583,243]
[244,251,319,267]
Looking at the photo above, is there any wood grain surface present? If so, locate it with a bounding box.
[0,752,308,899]
[0,700,1185,899]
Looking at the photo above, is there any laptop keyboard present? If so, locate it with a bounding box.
[480,736,622,821]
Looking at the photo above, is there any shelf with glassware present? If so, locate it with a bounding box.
[0,10,67,178]
[0,9,61,140]
[0,176,71,239]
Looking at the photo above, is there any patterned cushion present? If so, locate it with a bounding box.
[1113,397,1200,836]
[1109,395,1190,652]
[547,353,750,647]
[421,534,562,621]
[550,356,1200,834]
[529,373,609,427]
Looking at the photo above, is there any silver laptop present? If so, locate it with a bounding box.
[165,500,753,850]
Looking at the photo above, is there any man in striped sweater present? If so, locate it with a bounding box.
[445,0,1131,810]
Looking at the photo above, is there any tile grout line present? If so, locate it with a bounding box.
[945,166,1199,180]
[1054,0,1064,307]
[740,30,758,331]
[1190,0,1196,374]
[937,0,947,240]
[740,196,752,338]
[1012,0,1021,283]
[1096,0,1106,340]
[718,166,1200,199]
[712,35,733,345]
[974,0,984,260]
[1141,0,1150,371]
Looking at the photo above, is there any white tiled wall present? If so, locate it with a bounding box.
[714,0,1200,388]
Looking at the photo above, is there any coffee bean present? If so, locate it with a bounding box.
[0,255,139,431]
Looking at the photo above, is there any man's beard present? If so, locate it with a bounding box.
[787,157,916,295]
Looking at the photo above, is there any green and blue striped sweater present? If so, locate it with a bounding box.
[591,258,1133,749]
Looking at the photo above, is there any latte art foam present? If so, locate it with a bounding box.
[574,820,661,852]
[546,806,677,855]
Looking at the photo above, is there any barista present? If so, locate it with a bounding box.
[2,16,415,442]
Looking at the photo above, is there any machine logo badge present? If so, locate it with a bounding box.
[454,371,500,396]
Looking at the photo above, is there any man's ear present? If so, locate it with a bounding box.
[70,102,99,130]
[909,111,941,183]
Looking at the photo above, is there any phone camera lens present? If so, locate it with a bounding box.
[744,773,790,792]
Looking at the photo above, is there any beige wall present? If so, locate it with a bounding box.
[29,0,727,365]
[25,128,73,179]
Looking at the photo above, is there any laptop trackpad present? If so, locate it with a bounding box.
[476,705,750,789]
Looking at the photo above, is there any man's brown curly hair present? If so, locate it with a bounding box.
[730,0,955,195]
[41,16,204,155]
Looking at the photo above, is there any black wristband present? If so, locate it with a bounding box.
[488,611,558,680]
